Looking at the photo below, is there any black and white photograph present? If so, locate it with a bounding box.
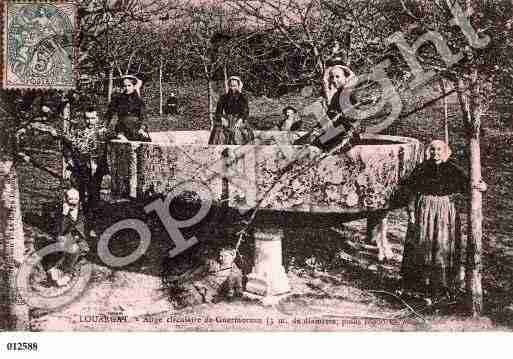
[0,0,512,343]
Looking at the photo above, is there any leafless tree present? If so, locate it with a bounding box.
[174,3,248,126]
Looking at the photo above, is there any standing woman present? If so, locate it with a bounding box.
[105,75,150,141]
[400,140,487,303]
[209,76,254,145]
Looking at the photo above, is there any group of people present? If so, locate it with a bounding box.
[323,65,488,306]
[208,67,489,308]
[33,66,487,309]
[208,75,304,145]
[209,67,359,153]
[38,74,152,286]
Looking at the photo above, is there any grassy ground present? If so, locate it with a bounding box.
[17,83,513,331]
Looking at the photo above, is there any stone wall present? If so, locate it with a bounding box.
[0,162,29,330]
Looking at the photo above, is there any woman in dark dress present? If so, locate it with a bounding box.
[294,65,360,151]
[105,75,150,141]
[208,76,254,145]
[401,140,487,303]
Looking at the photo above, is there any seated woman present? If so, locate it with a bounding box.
[294,65,360,151]
[400,140,487,304]
[208,76,254,145]
[105,74,150,142]
[277,106,303,131]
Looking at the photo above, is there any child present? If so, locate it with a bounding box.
[42,188,89,287]
[60,106,114,232]
[201,247,243,301]
[169,247,243,308]
[278,106,303,131]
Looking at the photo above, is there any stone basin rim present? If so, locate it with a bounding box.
[108,131,422,215]
[111,131,419,148]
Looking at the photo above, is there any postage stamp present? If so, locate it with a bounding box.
[0,0,511,346]
[1,1,76,89]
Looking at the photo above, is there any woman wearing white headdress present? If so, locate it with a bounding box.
[295,65,359,151]
[208,76,254,145]
[105,74,149,141]
[400,140,487,304]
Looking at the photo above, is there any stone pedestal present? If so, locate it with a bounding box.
[244,228,291,305]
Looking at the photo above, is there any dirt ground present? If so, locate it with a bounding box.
[17,85,513,331]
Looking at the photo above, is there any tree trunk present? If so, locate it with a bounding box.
[107,65,114,103]
[159,54,164,117]
[455,77,484,316]
[0,162,30,330]
[206,66,215,130]
[313,46,324,77]
[466,133,483,316]
[440,78,450,144]
[208,79,215,130]
[223,64,228,94]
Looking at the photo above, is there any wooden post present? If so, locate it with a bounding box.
[128,143,139,200]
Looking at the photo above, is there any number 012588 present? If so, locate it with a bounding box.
[6,342,38,351]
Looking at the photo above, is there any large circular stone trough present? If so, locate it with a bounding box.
[107,130,423,303]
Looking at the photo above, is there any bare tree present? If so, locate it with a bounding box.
[78,0,187,101]
[227,0,352,84]
[175,3,246,126]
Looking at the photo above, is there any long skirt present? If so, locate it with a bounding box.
[401,194,463,299]
[208,123,255,145]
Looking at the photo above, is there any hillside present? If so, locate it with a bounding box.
[16,82,513,331]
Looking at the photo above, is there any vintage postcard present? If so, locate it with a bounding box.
[0,0,511,341]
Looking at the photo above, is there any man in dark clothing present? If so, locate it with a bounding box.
[165,92,179,115]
